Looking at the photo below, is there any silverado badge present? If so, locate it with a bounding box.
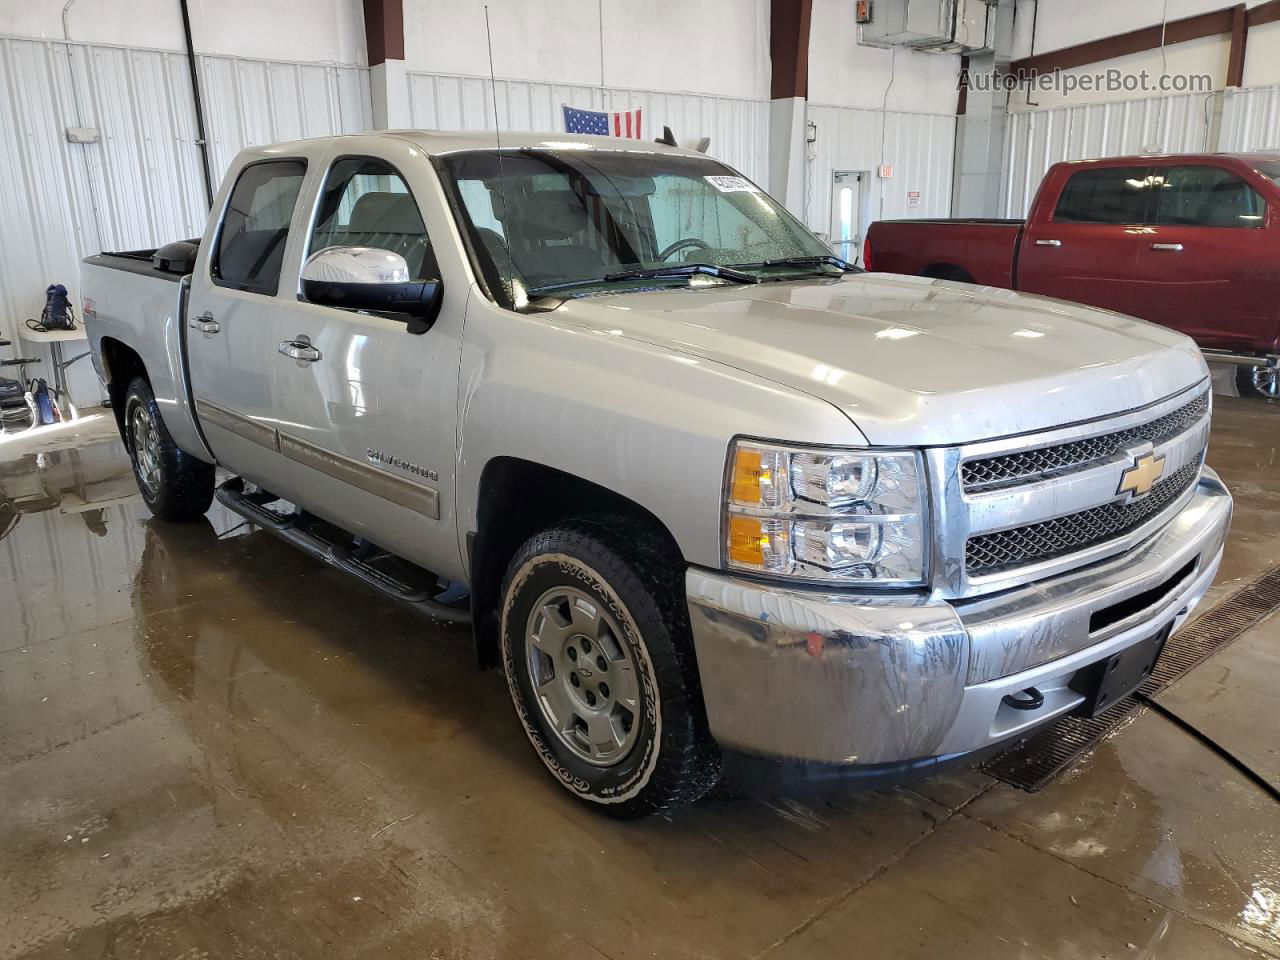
[1118,452,1166,499]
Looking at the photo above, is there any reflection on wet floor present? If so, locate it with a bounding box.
[2,401,1279,959]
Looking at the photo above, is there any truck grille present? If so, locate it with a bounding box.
[962,391,1209,491]
[965,459,1202,576]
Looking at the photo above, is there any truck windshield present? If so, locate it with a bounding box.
[437,148,838,306]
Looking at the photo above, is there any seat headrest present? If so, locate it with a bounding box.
[510,189,592,240]
[348,192,424,234]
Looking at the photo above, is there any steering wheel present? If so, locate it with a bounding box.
[657,237,711,262]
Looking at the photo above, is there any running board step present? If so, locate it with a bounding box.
[216,477,471,625]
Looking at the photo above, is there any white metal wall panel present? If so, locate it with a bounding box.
[0,37,209,403]
[0,37,371,404]
[1001,93,1217,216]
[804,103,956,234]
[1220,84,1280,151]
[199,56,373,182]
[404,72,771,186]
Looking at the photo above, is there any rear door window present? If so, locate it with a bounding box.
[1053,167,1154,224]
[1152,165,1266,228]
[213,159,308,294]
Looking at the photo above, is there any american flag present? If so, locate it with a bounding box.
[562,103,643,139]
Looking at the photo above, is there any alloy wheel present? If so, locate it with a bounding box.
[130,402,162,497]
[525,585,642,766]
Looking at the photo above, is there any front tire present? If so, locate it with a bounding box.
[123,377,215,521]
[1236,364,1279,401]
[500,517,721,818]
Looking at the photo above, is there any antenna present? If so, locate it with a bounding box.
[484,5,518,305]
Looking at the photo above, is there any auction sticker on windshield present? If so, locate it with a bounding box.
[705,175,760,193]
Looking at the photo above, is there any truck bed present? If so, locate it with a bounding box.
[82,241,209,461]
[84,239,201,283]
[866,219,1023,289]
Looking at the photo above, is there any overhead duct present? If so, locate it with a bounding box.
[951,0,1015,217]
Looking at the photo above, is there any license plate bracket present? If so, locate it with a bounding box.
[1072,627,1171,717]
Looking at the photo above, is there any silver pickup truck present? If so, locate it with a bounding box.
[84,131,1232,818]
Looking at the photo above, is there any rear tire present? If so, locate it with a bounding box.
[500,516,721,819]
[123,377,215,521]
[1235,364,1279,401]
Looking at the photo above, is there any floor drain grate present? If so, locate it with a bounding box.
[981,563,1280,792]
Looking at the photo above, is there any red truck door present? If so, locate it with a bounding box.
[1133,162,1278,352]
[1018,164,1155,318]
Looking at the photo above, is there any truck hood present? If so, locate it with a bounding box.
[550,273,1208,446]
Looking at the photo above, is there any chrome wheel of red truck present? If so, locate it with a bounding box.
[1237,365,1279,401]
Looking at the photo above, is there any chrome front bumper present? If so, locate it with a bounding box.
[686,467,1232,766]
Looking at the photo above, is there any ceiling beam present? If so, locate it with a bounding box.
[1247,0,1280,27]
[1010,4,1241,77]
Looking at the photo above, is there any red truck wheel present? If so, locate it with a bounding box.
[1236,365,1279,401]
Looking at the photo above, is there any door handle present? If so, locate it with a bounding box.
[1034,239,1062,247]
[189,313,220,334]
[278,339,321,362]
[1150,242,1184,251]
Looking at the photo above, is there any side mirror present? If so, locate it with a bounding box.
[301,246,443,334]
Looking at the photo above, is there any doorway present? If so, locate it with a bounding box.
[829,171,870,264]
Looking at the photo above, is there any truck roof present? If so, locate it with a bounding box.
[1052,150,1280,167]
[242,129,712,161]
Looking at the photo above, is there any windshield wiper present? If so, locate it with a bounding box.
[730,255,858,273]
[602,263,758,284]
[528,263,758,298]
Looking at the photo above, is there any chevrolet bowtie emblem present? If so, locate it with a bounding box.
[1118,452,1166,499]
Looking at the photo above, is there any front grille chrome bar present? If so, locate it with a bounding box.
[962,391,1208,492]
[965,460,1201,575]
[926,380,1213,601]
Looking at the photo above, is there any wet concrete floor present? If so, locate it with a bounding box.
[2,397,1279,959]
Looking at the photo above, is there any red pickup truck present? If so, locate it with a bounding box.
[865,153,1280,399]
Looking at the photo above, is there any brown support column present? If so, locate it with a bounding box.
[767,0,814,217]
[770,0,813,100]
[362,0,407,128]
[362,0,404,66]
[1227,3,1248,88]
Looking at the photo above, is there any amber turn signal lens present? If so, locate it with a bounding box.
[727,515,767,566]
[730,448,765,504]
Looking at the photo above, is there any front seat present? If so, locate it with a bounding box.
[346,191,432,278]
[504,189,606,286]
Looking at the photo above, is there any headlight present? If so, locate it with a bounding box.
[724,440,927,585]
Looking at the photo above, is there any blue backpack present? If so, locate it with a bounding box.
[29,378,59,425]
[27,284,77,333]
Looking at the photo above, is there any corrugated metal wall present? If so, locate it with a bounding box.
[0,38,207,348]
[199,55,372,180]
[1220,83,1280,151]
[804,103,957,235]
[0,35,371,404]
[404,71,771,186]
[1001,92,1219,216]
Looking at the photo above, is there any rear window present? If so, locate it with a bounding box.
[1152,165,1266,228]
[1053,167,1153,224]
[1254,159,1280,187]
[213,159,307,294]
